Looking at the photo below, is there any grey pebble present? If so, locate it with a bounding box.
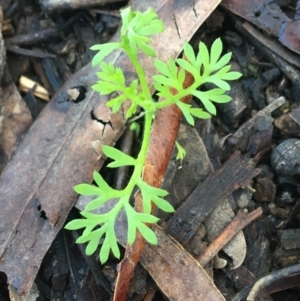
[271,139,300,175]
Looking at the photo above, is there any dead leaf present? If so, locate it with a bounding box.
[141,224,226,301]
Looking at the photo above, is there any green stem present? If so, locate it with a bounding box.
[122,111,152,197]
[119,46,154,199]
[154,81,202,110]
[125,47,152,102]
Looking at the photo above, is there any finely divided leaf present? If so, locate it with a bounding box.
[65,219,94,230]
[183,43,196,63]
[93,171,113,193]
[154,59,171,77]
[74,183,101,196]
[219,71,242,81]
[135,213,159,223]
[206,77,230,90]
[209,94,232,103]
[137,222,157,244]
[210,38,222,66]
[192,90,217,115]
[136,39,156,57]
[102,145,136,168]
[91,43,120,67]
[85,227,106,255]
[85,196,111,211]
[176,58,199,80]
[137,179,172,214]
[189,108,211,119]
[176,101,195,126]
[210,52,232,72]
[199,41,210,72]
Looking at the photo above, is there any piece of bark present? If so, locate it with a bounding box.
[40,0,126,12]
[0,0,212,296]
[278,229,300,250]
[243,221,271,279]
[166,152,259,246]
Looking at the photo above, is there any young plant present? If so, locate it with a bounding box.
[65,7,242,264]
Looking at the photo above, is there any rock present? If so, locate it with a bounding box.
[271,139,300,175]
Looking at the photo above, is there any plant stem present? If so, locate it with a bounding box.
[119,46,153,201]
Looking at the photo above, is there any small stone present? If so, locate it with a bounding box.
[234,189,252,208]
[271,139,300,175]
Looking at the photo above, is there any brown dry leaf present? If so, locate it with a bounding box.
[0,0,217,296]
[142,224,226,301]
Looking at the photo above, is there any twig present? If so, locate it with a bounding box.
[197,208,263,267]
[247,263,300,301]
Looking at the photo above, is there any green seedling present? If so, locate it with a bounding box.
[65,7,242,264]
[175,141,187,167]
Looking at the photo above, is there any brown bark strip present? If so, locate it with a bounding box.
[113,71,194,301]
[198,207,263,267]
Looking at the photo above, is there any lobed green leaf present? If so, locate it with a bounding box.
[102,145,136,168]
[65,219,93,230]
[84,196,111,212]
[189,108,211,119]
[91,42,120,67]
[74,183,101,196]
[93,171,113,193]
[210,52,232,72]
[199,41,210,72]
[210,38,222,66]
[177,101,195,126]
[183,43,196,64]
[137,222,157,244]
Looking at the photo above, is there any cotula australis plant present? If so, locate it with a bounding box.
[65,7,242,264]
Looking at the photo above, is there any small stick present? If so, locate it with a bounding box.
[197,207,263,267]
[247,263,300,301]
